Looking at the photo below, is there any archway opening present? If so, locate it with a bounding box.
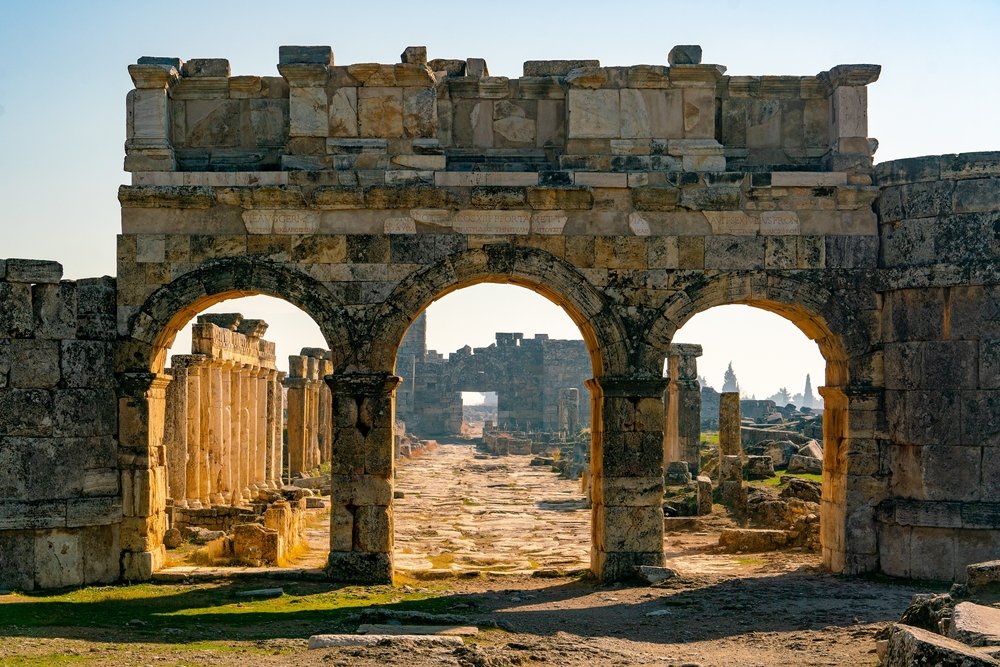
[663,303,848,572]
[153,293,336,572]
[391,283,595,578]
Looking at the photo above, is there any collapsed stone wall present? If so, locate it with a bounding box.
[874,152,1000,581]
[0,260,119,590]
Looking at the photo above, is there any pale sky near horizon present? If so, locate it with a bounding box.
[2,1,998,400]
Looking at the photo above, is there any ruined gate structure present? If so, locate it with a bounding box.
[1,42,999,590]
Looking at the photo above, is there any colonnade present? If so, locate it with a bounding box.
[284,348,333,478]
[163,314,285,507]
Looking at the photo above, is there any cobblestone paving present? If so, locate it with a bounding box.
[393,443,591,576]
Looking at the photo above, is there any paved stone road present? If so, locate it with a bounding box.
[393,442,591,576]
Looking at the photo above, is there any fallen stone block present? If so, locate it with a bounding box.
[718,528,788,552]
[969,561,1000,593]
[634,565,677,585]
[308,634,464,649]
[357,624,478,636]
[948,602,1000,650]
[235,587,283,599]
[883,624,999,667]
[664,516,703,532]
[787,454,822,475]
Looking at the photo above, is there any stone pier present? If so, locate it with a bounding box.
[163,314,284,507]
[719,391,743,461]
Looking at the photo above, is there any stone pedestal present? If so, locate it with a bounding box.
[326,372,401,584]
[588,375,668,582]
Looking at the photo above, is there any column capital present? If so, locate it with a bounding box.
[118,371,173,398]
[277,63,329,86]
[326,372,401,397]
[587,375,668,398]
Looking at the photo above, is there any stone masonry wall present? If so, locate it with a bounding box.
[874,152,1000,581]
[0,259,119,591]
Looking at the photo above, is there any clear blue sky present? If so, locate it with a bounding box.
[2,1,997,398]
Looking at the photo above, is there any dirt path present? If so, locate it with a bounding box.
[0,443,940,666]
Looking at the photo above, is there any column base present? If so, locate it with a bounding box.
[210,493,226,506]
[591,550,664,583]
[188,499,203,509]
[326,551,392,584]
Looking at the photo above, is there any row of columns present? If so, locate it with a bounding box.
[285,348,333,479]
[163,315,285,507]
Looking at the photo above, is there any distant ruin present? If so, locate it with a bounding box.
[1,43,999,590]
[396,312,591,434]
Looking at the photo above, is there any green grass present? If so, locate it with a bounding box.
[756,472,823,487]
[0,581,455,641]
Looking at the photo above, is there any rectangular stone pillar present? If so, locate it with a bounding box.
[219,361,234,501]
[228,362,243,504]
[719,391,743,462]
[272,371,286,487]
[163,364,187,506]
[239,365,254,501]
[285,371,309,478]
[207,362,225,505]
[118,372,172,580]
[326,372,401,583]
[664,344,703,474]
[125,62,178,171]
[196,360,212,507]
[254,367,268,491]
[588,376,668,582]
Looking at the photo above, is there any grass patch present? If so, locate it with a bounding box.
[755,471,823,487]
[0,581,453,641]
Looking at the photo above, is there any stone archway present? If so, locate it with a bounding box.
[647,271,881,574]
[324,243,667,582]
[116,257,349,579]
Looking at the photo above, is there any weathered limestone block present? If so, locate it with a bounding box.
[359,87,404,138]
[567,89,619,138]
[527,187,593,210]
[0,282,33,337]
[719,528,787,552]
[884,624,998,667]
[5,259,63,284]
[948,602,1000,650]
[668,45,703,66]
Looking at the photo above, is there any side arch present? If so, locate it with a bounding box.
[365,243,631,378]
[121,256,353,374]
[646,270,883,574]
